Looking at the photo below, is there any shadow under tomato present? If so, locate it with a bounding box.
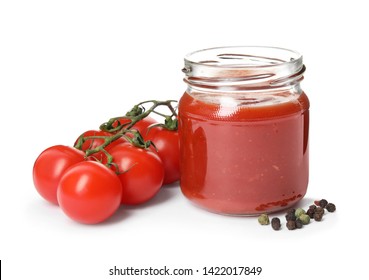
[162,180,180,188]
[98,184,180,225]
[97,207,133,226]
[124,183,180,210]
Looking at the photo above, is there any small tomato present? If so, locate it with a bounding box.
[106,143,164,205]
[146,127,180,185]
[33,145,85,205]
[57,161,122,224]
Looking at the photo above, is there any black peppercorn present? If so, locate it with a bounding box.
[285,212,296,221]
[286,220,296,230]
[306,208,315,218]
[319,199,328,208]
[271,217,281,231]
[309,204,317,210]
[326,203,336,212]
[314,212,323,221]
[295,219,303,229]
[315,207,325,215]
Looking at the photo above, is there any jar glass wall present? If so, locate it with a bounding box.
[178,46,310,215]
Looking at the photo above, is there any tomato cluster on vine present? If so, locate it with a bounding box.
[33,100,180,224]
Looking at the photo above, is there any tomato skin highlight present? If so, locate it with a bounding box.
[57,161,122,224]
[146,127,180,185]
[107,143,164,205]
[33,145,85,205]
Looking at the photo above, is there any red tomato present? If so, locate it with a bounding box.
[33,145,85,205]
[146,127,180,185]
[57,161,122,224]
[74,130,125,160]
[106,143,164,205]
[113,116,157,136]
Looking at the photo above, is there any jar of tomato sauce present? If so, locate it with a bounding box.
[178,46,310,215]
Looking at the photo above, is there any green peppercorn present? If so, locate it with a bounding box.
[299,214,310,225]
[271,217,281,231]
[258,214,270,225]
[286,220,296,230]
[326,203,336,212]
[295,219,303,229]
[314,212,323,222]
[295,208,306,218]
[319,199,328,208]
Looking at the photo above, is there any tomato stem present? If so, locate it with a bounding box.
[84,133,123,157]
[74,99,178,171]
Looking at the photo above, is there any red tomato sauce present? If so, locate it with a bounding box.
[178,92,310,215]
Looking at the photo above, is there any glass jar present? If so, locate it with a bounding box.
[178,46,310,215]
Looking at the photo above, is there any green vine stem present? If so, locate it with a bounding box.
[74,100,178,168]
[100,100,178,133]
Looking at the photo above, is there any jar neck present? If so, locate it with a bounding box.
[182,46,305,94]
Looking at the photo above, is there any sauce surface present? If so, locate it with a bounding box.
[178,92,310,215]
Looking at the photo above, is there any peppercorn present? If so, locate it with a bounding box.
[306,208,315,218]
[315,207,325,215]
[286,220,296,230]
[326,203,336,212]
[319,199,328,208]
[295,208,306,218]
[314,212,323,221]
[286,208,296,215]
[295,219,303,229]
[271,217,281,231]
[258,214,270,225]
[299,214,310,225]
[285,212,296,221]
[309,204,317,210]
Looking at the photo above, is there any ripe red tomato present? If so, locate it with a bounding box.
[57,161,122,224]
[74,130,125,160]
[146,127,180,185]
[33,145,85,205]
[113,116,157,136]
[106,143,164,205]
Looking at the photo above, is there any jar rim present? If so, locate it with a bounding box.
[184,46,302,68]
[184,46,302,69]
[182,46,305,91]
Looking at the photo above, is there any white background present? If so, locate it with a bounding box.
[1,0,368,279]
